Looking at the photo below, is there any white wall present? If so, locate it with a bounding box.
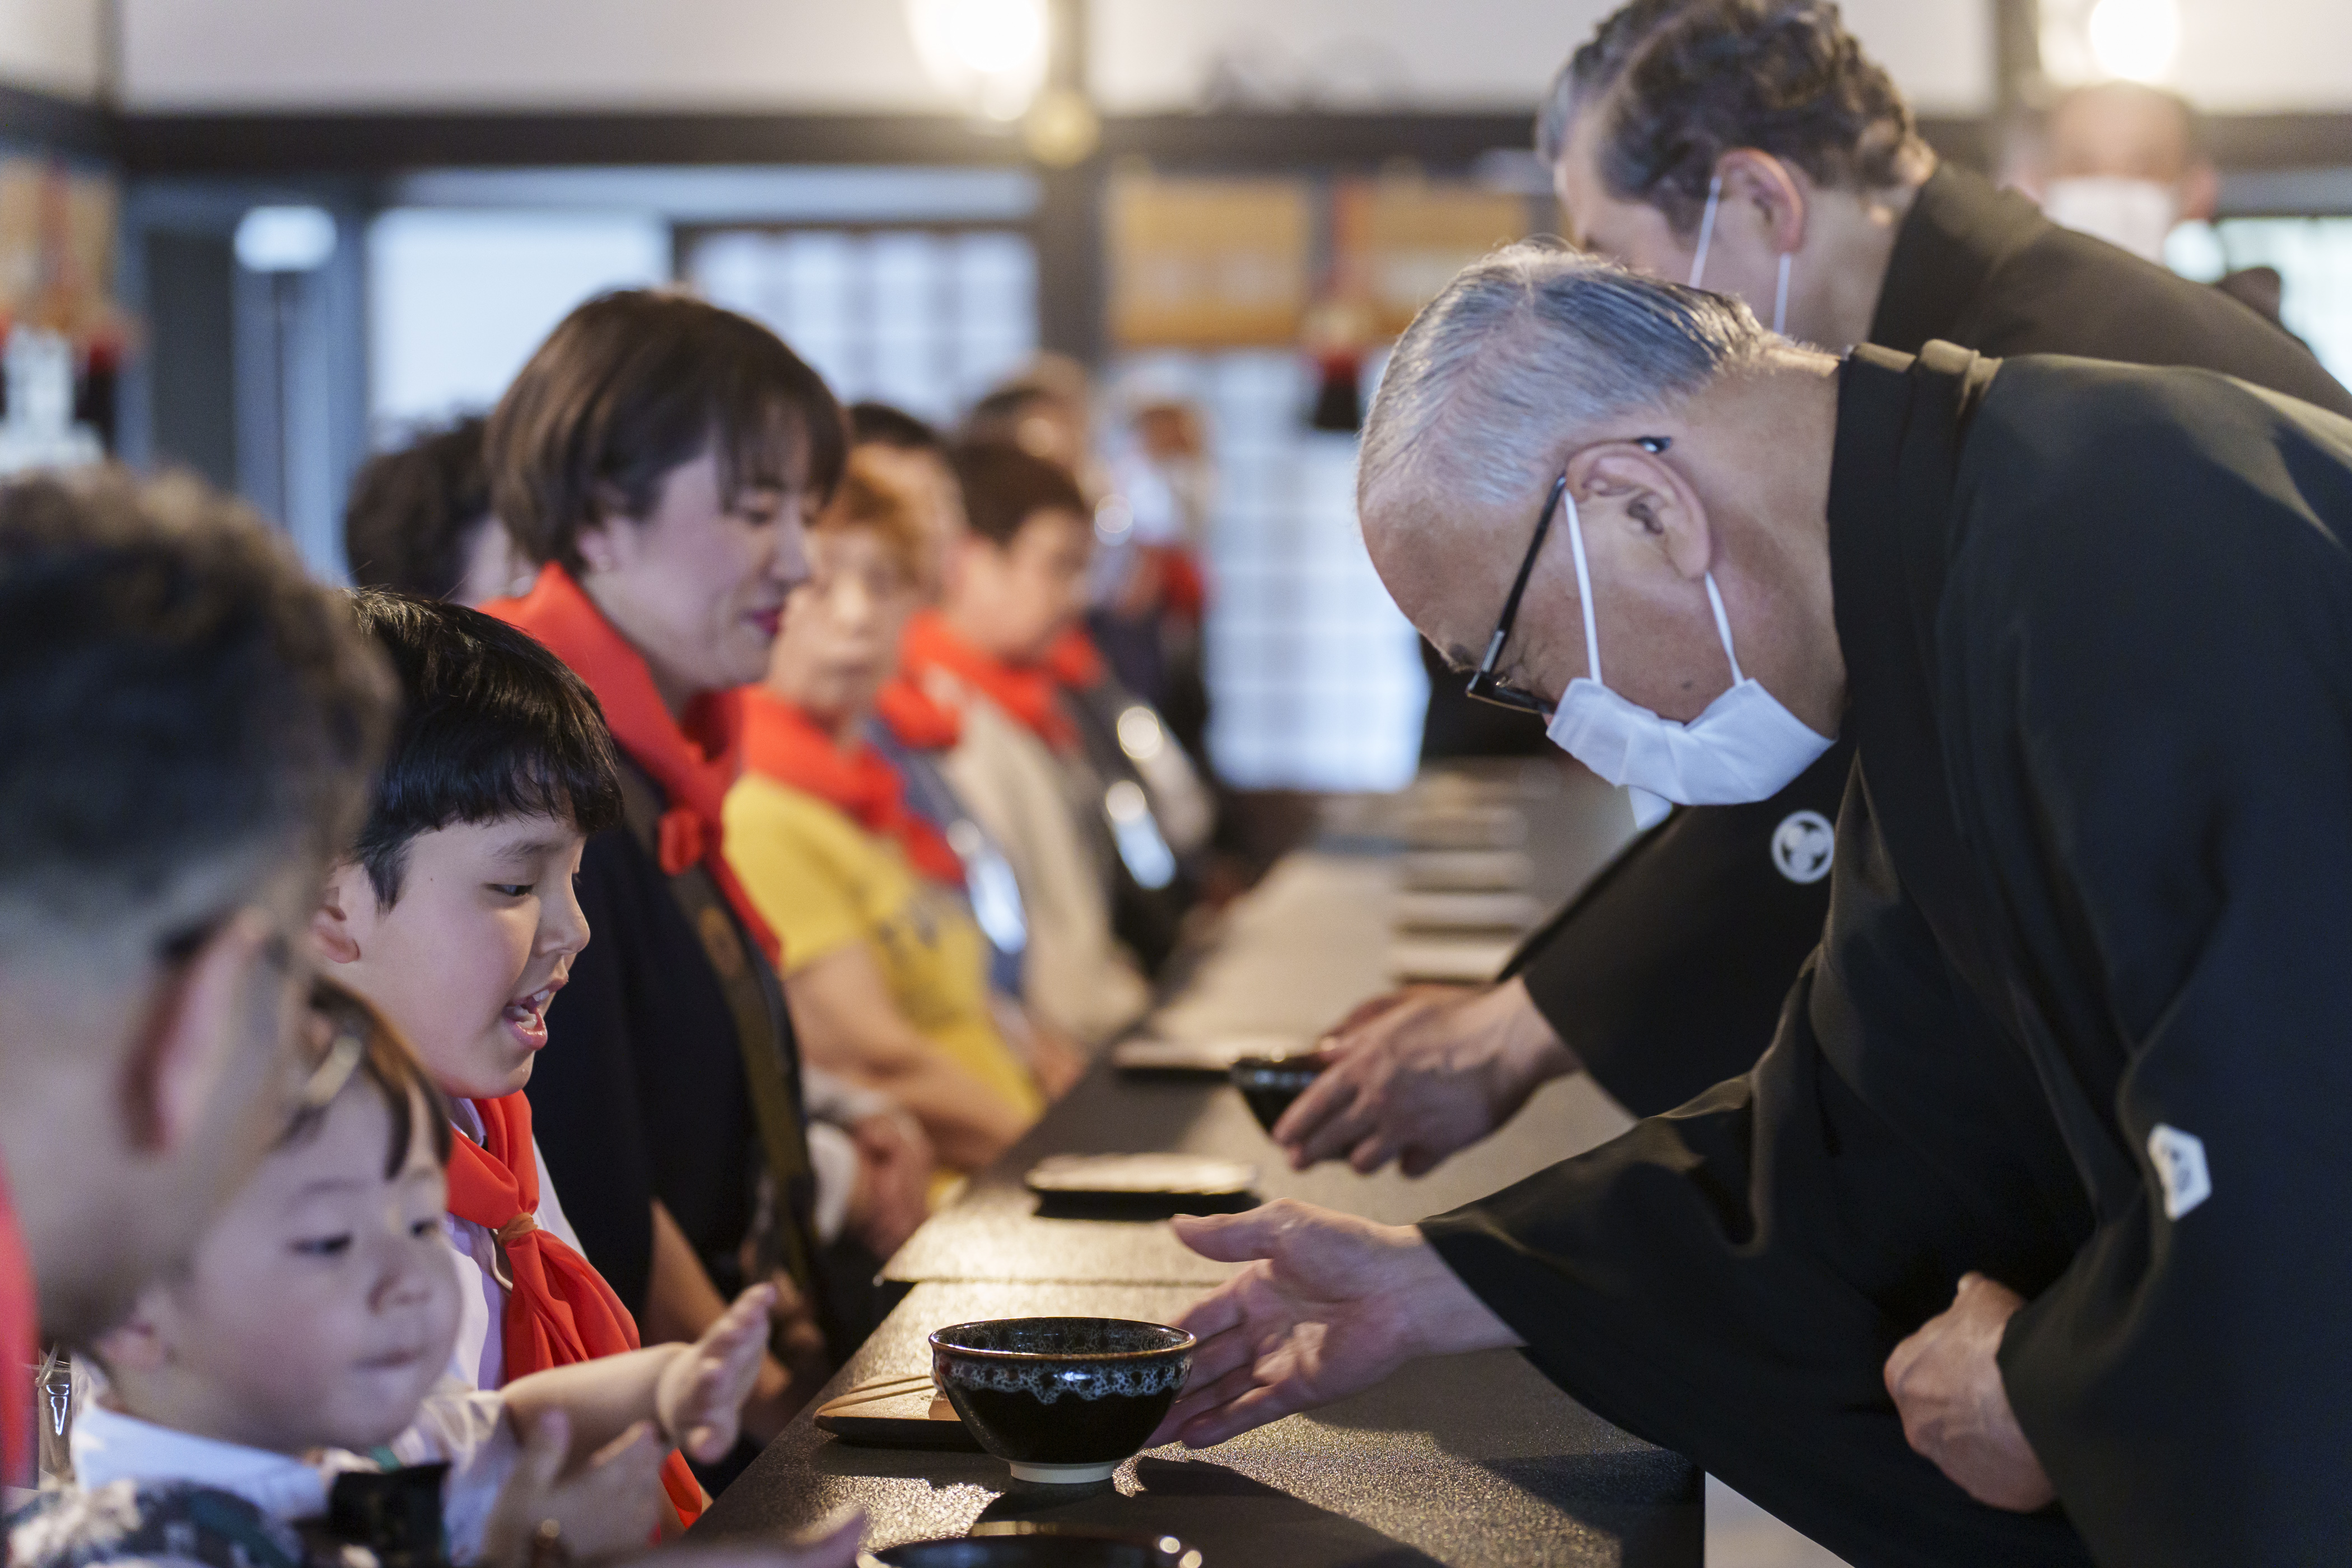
[366,209,668,433]
[115,0,1998,115]
[118,0,950,112]
[2166,0,2352,114]
[0,0,106,101]
[1091,0,1994,116]
[104,0,2352,123]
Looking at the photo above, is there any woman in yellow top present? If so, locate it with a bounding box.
[725,452,1077,1171]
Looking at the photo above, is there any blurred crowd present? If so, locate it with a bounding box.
[0,282,1233,1568]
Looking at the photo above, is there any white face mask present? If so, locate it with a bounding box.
[1690,174,1793,335]
[1541,484,1836,830]
[2041,176,2181,265]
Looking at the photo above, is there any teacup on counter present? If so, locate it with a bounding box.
[928,1317,1196,1485]
[1228,1053,1328,1135]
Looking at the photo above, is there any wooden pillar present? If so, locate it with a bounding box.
[1033,0,1105,365]
[1992,0,2044,115]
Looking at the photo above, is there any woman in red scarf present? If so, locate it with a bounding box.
[480,293,932,1466]
[725,452,1078,1175]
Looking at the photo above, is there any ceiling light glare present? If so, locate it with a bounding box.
[2086,0,2181,83]
[907,0,1049,121]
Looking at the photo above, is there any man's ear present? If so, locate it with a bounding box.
[1714,148,1808,256]
[125,908,279,1156]
[309,862,367,967]
[1566,442,1715,583]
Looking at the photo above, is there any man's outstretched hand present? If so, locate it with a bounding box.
[1150,1200,1520,1449]
[1273,977,1578,1176]
[1884,1273,2055,1512]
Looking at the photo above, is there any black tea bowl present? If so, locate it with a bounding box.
[928,1318,1196,1485]
[1229,1056,1326,1135]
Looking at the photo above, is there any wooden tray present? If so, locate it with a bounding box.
[813,1373,981,1450]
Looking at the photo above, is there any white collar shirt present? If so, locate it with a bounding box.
[69,1382,515,1564]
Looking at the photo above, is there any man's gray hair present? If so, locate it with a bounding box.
[1359,240,1770,515]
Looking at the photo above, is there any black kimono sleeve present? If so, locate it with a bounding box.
[1425,769,2098,1568]
[1952,374,2352,1565]
[1504,738,1851,1116]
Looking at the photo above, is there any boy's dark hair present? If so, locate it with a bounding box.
[293,978,455,1178]
[343,589,623,906]
[949,441,1089,549]
[849,402,944,452]
[0,468,393,951]
[1538,0,1925,236]
[487,290,847,575]
[343,417,494,601]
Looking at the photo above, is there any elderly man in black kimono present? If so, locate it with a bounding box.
[1289,0,2352,1172]
[1163,245,2352,1567]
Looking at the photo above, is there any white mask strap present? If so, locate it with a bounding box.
[1689,174,1723,290]
[1772,251,1791,336]
[1702,572,1744,684]
[1562,484,1604,688]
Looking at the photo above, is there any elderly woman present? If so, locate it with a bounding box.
[483,291,930,1450]
[725,451,1077,1174]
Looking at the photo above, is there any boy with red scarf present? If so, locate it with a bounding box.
[894,443,1151,1046]
[310,590,718,1525]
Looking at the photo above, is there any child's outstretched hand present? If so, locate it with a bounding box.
[656,1284,776,1463]
[483,1410,669,1566]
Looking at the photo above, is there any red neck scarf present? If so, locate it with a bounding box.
[445,1095,703,1528]
[738,689,965,887]
[0,1156,34,1490]
[1042,624,1106,690]
[874,677,962,752]
[486,564,781,966]
[899,610,1075,752]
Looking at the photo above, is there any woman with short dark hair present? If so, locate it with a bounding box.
[343,417,530,606]
[483,290,930,1457]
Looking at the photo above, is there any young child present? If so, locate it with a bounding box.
[8,983,799,1568]
[895,443,1151,1047]
[307,591,757,1522]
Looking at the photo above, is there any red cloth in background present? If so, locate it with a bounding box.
[0,1155,34,1491]
[873,677,962,752]
[738,688,965,887]
[899,610,1076,753]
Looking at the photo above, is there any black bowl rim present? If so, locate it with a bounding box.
[928,1317,1197,1362]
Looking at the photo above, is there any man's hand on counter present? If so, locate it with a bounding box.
[1274,976,1580,1175]
[1150,1200,1520,1449]
[1883,1272,2055,1512]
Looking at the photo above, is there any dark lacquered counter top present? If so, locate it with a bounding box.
[694,1282,1699,1567]
[698,768,1697,1565]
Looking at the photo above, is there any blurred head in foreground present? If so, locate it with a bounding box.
[0,466,393,1342]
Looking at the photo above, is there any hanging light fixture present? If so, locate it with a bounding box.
[905,0,1051,122]
[2085,0,2181,83]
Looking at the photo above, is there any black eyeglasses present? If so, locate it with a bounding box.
[1464,437,1670,715]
